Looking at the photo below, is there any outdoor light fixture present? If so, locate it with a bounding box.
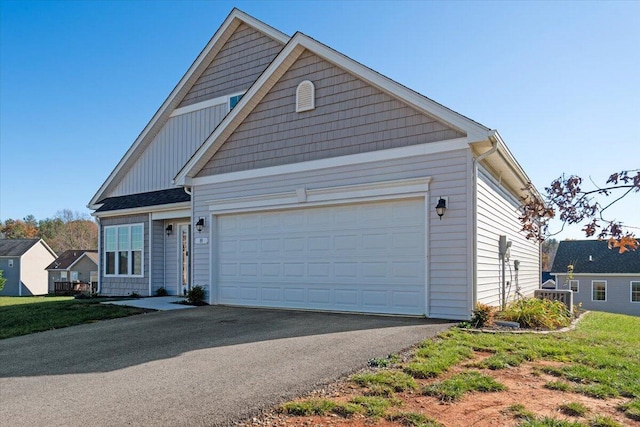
[196,217,205,233]
[435,197,447,220]
[165,224,173,236]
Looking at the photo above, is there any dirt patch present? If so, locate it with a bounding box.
[238,351,638,427]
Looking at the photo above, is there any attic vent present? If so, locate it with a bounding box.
[296,80,315,112]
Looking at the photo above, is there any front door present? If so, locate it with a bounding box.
[178,224,191,296]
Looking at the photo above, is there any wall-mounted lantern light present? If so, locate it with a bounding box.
[196,217,205,233]
[165,224,173,236]
[435,197,447,220]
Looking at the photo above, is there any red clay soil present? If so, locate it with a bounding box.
[240,352,639,427]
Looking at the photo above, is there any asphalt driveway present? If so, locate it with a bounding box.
[0,306,454,426]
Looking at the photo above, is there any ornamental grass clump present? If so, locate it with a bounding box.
[498,297,571,329]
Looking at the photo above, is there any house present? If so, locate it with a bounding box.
[0,239,57,296]
[46,250,99,295]
[551,240,640,316]
[88,9,540,319]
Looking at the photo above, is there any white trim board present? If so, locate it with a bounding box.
[192,139,467,186]
[92,202,191,218]
[207,177,431,214]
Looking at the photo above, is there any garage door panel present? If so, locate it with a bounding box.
[216,199,425,315]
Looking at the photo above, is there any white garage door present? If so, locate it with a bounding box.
[216,199,426,315]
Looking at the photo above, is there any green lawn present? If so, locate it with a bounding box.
[0,296,151,339]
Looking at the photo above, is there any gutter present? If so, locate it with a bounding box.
[470,131,499,312]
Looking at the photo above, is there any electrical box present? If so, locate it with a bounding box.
[498,235,512,260]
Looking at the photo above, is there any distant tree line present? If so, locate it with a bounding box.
[0,210,98,254]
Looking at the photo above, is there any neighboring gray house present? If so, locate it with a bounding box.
[46,250,99,294]
[88,9,540,319]
[552,240,640,316]
[0,239,57,296]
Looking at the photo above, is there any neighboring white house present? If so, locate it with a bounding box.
[552,240,640,316]
[88,9,540,320]
[0,239,57,296]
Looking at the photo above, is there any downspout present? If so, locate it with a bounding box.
[471,132,499,310]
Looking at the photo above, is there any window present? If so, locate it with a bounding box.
[60,271,68,280]
[71,271,79,282]
[569,280,579,292]
[632,281,640,303]
[592,280,607,301]
[229,94,243,110]
[296,80,315,112]
[104,224,143,276]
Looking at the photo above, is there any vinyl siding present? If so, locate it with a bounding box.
[0,257,21,296]
[197,50,464,177]
[179,23,284,108]
[192,149,472,320]
[111,104,227,197]
[554,274,640,316]
[150,220,166,294]
[100,214,149,296]
[20,244,54,296]
[476,167,539,307]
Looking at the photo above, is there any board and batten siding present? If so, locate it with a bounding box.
[197,50,464,177]
[100,214,149,296]
[179,23,284,108]
[192,149,472,320]
[476,167,539,307]
[110,104,227,198]
[554,274,640,316]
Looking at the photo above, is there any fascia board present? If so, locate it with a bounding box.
[67,253,96,271]
[176,32,491,183]
[92,201,191,218]
[89,9,290,207]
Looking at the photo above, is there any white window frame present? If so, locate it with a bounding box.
[631,281,640,303]
[592,280,607,302]
[569,279,579,292]
[104,223,144,278]
[228,92,245,111]
[71,271,79,282]
[60,271,68,280]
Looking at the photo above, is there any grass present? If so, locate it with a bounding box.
[559,402,589,417]
[276,311,640,425]
[619,399,640,421]
[422,370,506,402]
[0,296,150,339]
[386,411,444,427]
[351,370,417,392]
[280,396,400,419]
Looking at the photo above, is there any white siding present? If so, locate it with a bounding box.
[476,167,539,307]
[111,104,227,197]
[21,243,55,296]
[192,149,472,320]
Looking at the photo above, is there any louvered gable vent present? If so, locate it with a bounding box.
[296,80,315,112]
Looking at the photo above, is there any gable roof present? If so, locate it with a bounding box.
[0,239,56,258]
[46,250,98,271]
[88,9,290,209]
[174,32,496,185]
[551,240,640,274]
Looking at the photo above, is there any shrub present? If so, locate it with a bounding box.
[471,302,496,328]
[498,297,571,329]
[186,285,206,305]
[155,287,168,296]
[129,291,141,298]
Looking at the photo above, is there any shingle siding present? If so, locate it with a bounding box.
[179,23,284,108]
[197,50,464,177]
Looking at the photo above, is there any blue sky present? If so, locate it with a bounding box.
[1,0,638,239]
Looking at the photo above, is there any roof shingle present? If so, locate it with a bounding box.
[96,188,190,212]
[0,239,40,257]
[551,240,640,274]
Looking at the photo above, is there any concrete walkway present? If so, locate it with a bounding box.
[0,306,454,426]
[102,295,194,310]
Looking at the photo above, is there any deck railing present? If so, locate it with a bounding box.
[54,282,98,296]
